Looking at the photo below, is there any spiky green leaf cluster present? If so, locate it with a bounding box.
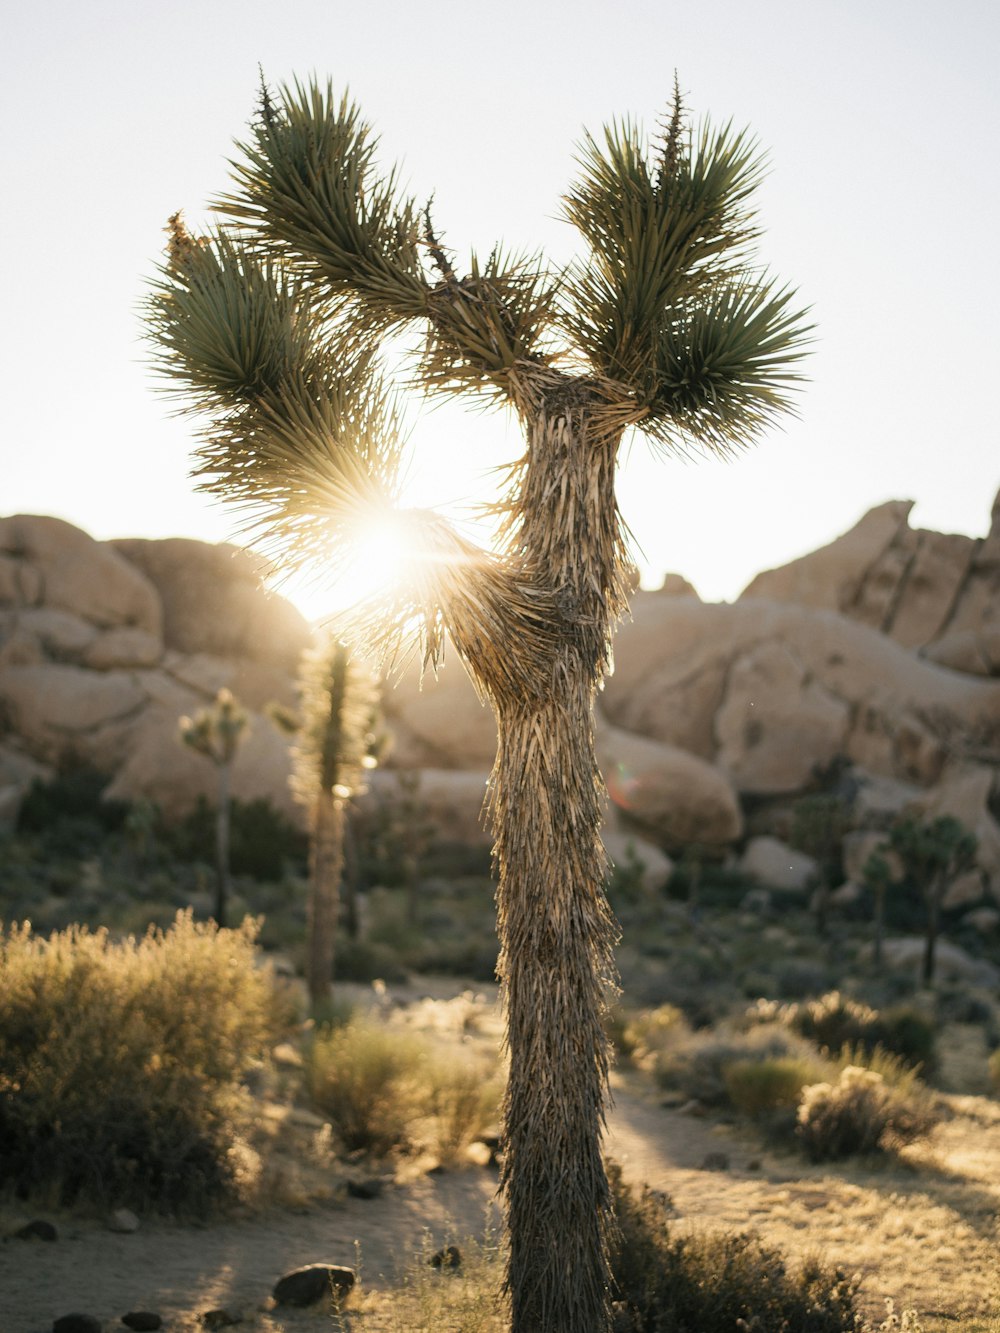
[561,103,811,453]
[218,80,427,328]
[147,216,403,573]
[179,688,249,766]
[292,637,380,808]
[420,244,557,400]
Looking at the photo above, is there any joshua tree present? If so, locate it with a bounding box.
[889,813,978,985]
[178,687,249,926]
[860,847,894,968]
[275,636,380,1006]
[790,792,851,937]
[148,77,808,1332]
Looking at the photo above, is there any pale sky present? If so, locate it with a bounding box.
[3,0,998,615]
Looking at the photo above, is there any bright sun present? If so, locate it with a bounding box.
[273,510,422,625]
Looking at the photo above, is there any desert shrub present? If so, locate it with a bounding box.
[423,1054,502,1164]
[620,1004,688,1067]
[797,1064,938,1162]
[304,1017,499,1161]
[723,1057,823,1118]
[990,1049,1000,1092]
[371,1230,506,1332]
[787,992,936,1074]
[655,1023,817,1108]
[168,795,307,880]
[0,912,279,1212]
[608,1161,860,1331]
[17,762,130,836]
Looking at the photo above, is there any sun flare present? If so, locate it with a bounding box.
[274,509,428,625]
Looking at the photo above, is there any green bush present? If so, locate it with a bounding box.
[0,912,280,1212]
[608,1161,860,1331]
[788,992,936,1074]
[620,1005,688,1067]
[797,1064,938,1162]
[304,1017,500,1161]
[17,762,130,836]
[655,1023,817,1108]
[168,795,307,880]
[723,1056,822,1118]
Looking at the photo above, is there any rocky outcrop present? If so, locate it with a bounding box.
[111,537,310,671]
[603,594,1000,795]
[740,490,1000,676]
[2,512,998,891]
[0,517,300,825]
[0,515,162,635]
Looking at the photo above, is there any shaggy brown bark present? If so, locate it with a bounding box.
[306,794,346,1004]
[483,374,629,1333]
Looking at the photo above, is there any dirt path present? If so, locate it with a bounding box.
[4,1031,999,1331]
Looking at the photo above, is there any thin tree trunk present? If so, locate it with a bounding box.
[923,875,942,987]
[307,793,345,1007]
[215,761,231,928]
[487,380,626,1333]
[874,884,885,969]
[342,816,359,941]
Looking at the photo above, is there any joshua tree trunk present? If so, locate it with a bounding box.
[487,382,623,1333]
[874,883,885,969]
[923,873,943,987]
[307,793,346,1006]
[215,761,232,927]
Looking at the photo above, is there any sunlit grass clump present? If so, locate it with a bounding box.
[0,911,281,1213]
[304,1015,500,1162]
[797,1062,939,1163]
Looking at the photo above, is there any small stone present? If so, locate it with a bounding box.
[53,1317,102,1333]
[678,1098,708,1117]
[272,1263,356,1308]
[14,1218,58,1241]
[108,1207,140,1233]
[200,1311,242,1329]
[430,1245,462,1270]
[699,1152,730,1172]
[346,1177,383,1200]
[122,1314,162,1331]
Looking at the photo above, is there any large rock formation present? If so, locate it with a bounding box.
[603,594,1000,795]
[0,517,307,822]
[741,489,1000,675]
[2,508,998,905]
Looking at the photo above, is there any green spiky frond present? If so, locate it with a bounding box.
[216,78,556,400]
[292,637,379,809]
[147,216,404,578]
[420,238,558,402]
[217,80,427,329]
[561,99,811,453]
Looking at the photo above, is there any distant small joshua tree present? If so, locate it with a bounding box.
[790,793,851,938]
[860,848,894,968]
[179,687,249,926]
[276,637,380,1006]
[889,813,978,985]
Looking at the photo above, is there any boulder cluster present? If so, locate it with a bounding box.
[2,499,999,915]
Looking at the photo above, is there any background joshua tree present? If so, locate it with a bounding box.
[179,687,249,928]
[273,636,380,1007]
[889,814,978,985]
[861,848,895,968]
[790,793,851,938]
[148,76,809,1333]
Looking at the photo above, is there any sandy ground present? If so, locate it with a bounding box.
[3,1008,999,1332]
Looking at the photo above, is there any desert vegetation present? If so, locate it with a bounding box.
[2,761,1000,1329]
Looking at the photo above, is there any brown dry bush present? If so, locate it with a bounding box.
[797,1063,939,1162]
[0,912,281,1213]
